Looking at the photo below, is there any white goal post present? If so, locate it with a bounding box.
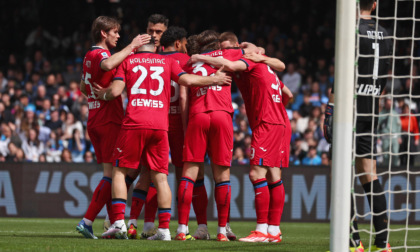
[330,0,356,251]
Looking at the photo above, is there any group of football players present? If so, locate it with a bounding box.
[75,13,291,242]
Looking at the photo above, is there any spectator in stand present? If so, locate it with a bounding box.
[400,103,419,165]
[290,137,306,165]
[34,85,48,111]
[67,128,85,163]
[46,130,63,162]
[308,118,323,141]
[282,62,301,95]
[0,101,14,123]
[378,97,401,166]
[0,71,8,91]
[308,82,324,107]
[4,142,25,162]
[298,91,314,118]
[289,119,301,143]
[17,104,37,137]
[45,107,63,131]
[61,148,72,163]
[243,134,252,160]
[61,111,84,143]
[21,128,44,162]
[302,146,322,166]
[232,147,250,165]
[45,73,58,98]
[293,110,309,135]
[84,150,94,163]
[321,152,329,166]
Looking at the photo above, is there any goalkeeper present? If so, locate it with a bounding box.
[324,0,392,251]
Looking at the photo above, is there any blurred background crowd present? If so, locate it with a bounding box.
[0,0,419,166]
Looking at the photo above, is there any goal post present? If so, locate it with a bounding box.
[330,0,356,251]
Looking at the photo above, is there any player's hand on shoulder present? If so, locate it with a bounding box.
[214,66,232,86]
[323,104,334,144]
[244,52,266,63]
[188,54,201,65]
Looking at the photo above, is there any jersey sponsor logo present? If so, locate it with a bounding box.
[88,101,101,109]
[255,192,262,196]
[196,86,222,97]
[117,148,122,153]
[356,84,381,96]
[131,98,164,108]
[259,147,267,152]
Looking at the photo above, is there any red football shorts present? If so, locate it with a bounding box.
[88,122,121,164]
[168,116,184,168]
[113,128,169,175]
[250,122,285,168]
[183,111,233,167]
[280,120,291,168]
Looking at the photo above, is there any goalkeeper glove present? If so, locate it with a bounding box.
[323,103,334,144]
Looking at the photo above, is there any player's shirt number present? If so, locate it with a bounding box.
[372,42,379,80]
[131,65,164,96]
[84,72,97,99]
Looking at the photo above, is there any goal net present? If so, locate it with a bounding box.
[351,0,420,251]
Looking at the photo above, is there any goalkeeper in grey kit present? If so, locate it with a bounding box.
[324,0,392,251]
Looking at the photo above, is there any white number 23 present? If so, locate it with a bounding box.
[131,66,164,96]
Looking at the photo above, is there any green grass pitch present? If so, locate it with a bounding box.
[0,218,418,251]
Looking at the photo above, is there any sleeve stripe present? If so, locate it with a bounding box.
[113,77,124,81]
[239,58,249,68]
[178,72,187,77]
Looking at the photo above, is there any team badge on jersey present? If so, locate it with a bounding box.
[86,60,91,68]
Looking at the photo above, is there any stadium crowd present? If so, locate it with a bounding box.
[0,0,419,166]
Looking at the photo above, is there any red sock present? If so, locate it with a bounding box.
[268,180,285,226]
[158,208,171,229]
[192,179,208,225]
[215,181,231,227]
[84,177,112,222]
[253,178,269,224]
[144,184,158,222]
[177,177,195,225]
[111,198,126,221]
[106,199,114,224]
[130,189,147,220]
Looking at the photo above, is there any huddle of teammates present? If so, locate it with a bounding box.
[76,13,292,242]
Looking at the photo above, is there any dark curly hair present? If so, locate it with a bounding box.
[160,26,188,48]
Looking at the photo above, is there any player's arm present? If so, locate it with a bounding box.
[281,84,293,106]
[80,80,88,97]
[244,52,286,72]
[100,34,151,71]
[178,66,232,87]
[189,55,247,72]
[239,42,265,54]
[92,80,125,101]
[179,86,189,135]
